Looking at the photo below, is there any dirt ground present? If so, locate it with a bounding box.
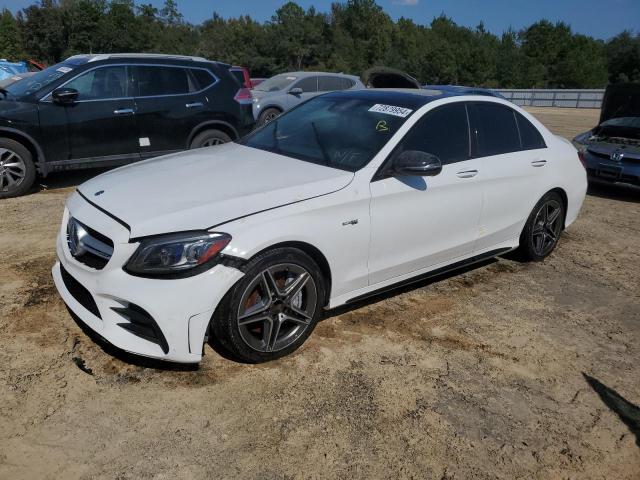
[1,107,639,479]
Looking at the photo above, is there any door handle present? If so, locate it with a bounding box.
[456,169,478,178]
[186,102,204,108]
[531,159,547,167]
[113,108,134,115]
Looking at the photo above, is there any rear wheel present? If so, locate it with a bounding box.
[518,191,565,261]
[257,108,281,127]
[210,248,325,363]
[0,138,36,199]
[189,129,232,149]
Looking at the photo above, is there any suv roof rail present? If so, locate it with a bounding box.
[67,53,212,63]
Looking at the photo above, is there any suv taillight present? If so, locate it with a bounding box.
[234,88,253,105]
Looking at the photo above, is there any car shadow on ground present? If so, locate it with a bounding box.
[587,182,640,204]
[583,373,640,447]
[34,168,113,193]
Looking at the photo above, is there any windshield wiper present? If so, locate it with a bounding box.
[0,88,8,98]
[311,121,331,166]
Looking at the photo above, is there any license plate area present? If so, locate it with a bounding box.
[597,163,622,180]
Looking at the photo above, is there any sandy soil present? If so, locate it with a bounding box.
[1,108,639,479]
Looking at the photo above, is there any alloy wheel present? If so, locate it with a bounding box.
[237,263,317,353]
[201,137,225,147]
[0,148,26,193]
[264,112,279,124]
[531,199,562,257]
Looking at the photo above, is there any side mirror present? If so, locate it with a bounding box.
[52,88,79,104]
[289,87,303,95]
[393,150,442,176]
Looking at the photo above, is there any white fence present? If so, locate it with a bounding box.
[496,89,604,109]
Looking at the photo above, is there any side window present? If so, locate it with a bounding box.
[471,102,521,156]
[294,76,317,93]
[318,76,345,91]
[64,66,127,100]
[134,66,193,97]
[396,103,470,165]
[190,68,216,91]
[341,78,356,89]
[515,111,546,150]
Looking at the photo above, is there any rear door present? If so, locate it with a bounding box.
[368,102,484,284]
[132,64,212,158]
[286,76,318,109]
[469,101,548,251]
[38,64,138,163]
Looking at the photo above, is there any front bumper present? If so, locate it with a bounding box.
[52,193,244,363]
[583,153,640,187]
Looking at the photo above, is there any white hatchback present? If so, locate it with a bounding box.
[53,89,587,363]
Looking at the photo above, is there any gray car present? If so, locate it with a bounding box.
[251,72,363,126]
[573,83,640,187]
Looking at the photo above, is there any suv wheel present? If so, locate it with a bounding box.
[518,191,565,261]
[257,108,281,127]
[190,129,232,149]
[210,248,325,363]
[0,138,36,199]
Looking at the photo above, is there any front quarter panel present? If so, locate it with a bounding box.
[219,177,370,302]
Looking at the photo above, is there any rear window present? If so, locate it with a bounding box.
[515,111,546,150]
[134,65,193,97]
[190,68,217,91]
[341,78,356,89]
[472,103,521,156]
[230,69,245,86]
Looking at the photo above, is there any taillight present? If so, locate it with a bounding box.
[234,88,253,105]
[577,151,587,169]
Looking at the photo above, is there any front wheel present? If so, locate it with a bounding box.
[257,108,281,127]
[0,138,36,199]
[518,191,565,261]
[210,248,325,363]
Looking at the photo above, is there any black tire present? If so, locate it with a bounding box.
[517,191,565,262]
[0,138,36,199]
[257,107,281,127]
[189,129,232,149]
[210,248,326,363]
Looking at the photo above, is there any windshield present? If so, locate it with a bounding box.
[5,61,84,97]
[240,94,416,171]
[253,74,297,92]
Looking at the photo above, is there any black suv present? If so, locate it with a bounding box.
[0,53,255,198]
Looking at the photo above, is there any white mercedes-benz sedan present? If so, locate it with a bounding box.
[52,89,587,364]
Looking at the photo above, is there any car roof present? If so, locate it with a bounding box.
[65,53,214,64]
[277,71,361,80]
[323,88,457,109]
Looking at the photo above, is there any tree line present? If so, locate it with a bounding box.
[1,0,639,88]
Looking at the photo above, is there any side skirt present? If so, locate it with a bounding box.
[343,247,513,305]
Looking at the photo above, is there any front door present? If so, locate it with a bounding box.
[39,65,139,163]
[286,76,319,109]
[368,102,483,285]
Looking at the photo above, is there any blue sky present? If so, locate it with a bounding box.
[4,0,639,40]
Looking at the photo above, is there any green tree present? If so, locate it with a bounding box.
[0,9,23,60]
[606,31,640,83]
[20,0,66,63]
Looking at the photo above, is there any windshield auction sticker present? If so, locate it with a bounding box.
[368,104,413,118]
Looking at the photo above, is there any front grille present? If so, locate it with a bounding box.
[60,265,101,319]
[67,217,114,270]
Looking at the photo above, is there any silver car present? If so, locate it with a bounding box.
[251,71,363,126]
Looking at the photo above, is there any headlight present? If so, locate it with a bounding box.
[125,232,231,277]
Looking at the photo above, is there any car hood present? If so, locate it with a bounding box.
[600,83,640,124]
[77,143,354,239]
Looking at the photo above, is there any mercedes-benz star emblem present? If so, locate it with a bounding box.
[67,218,88,258]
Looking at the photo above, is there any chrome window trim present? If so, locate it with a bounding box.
[39,63,219,103]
